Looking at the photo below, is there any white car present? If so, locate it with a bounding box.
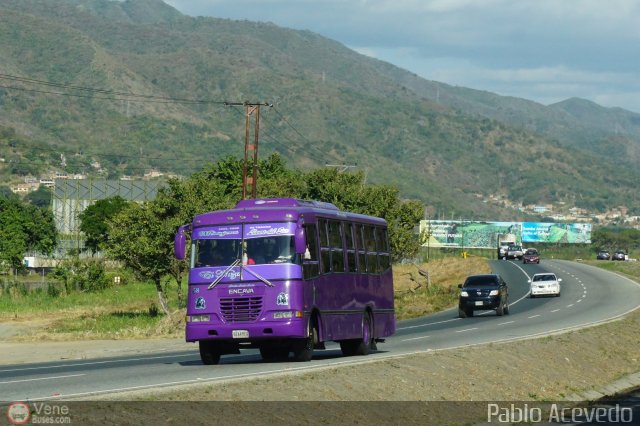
[528,273,562,298]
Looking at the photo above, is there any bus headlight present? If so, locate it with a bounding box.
[189,315,210,323]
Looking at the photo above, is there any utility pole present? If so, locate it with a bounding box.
[225,101,271,199]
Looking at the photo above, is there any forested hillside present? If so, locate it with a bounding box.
[1,0,638,218]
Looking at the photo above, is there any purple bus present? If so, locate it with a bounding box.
[174,198,395,364]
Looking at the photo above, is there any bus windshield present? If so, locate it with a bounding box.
[192,223,296,268]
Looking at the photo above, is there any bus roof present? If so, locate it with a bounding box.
[235,198,339,210]
[192,198,387,227]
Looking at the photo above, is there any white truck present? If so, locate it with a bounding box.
[497,233,516,259]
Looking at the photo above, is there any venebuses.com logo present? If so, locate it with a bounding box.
[6,401,72,424]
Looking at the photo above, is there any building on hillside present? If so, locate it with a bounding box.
[52,179,161,254]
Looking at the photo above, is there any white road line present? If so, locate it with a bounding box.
[498,321,514,325]
[402,335,430,342]
[528,315,540,319]
[551,309,560,313]
[397,317,459,331]
[0,373,85,385]
[456,328,478,333]
[567,304,574,308]
[0,353,195,373]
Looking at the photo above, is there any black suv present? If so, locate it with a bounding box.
[458,274,510,318]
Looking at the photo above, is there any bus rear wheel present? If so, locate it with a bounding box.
[340,312,373,356]
[199,341,221,365]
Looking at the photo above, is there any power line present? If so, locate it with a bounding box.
[0,73,229,105]
[0,73,361,179]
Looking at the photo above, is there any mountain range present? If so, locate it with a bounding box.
[1,0,638,220]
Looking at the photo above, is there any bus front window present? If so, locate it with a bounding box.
[246,236,295,264]
[194,239,241,267]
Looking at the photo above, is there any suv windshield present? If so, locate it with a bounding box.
[464,276,499,287]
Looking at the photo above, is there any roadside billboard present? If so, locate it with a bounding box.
[420,220,592,248]
[419,220,521,249]
[521,222,592,244]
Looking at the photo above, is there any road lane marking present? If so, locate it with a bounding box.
[0,353,195,373]
[455,328,478,333]
[567,304,574,308]
[402,335,430,342]
[498,321,514,325]
[397,317,460,331]
[551,309,560,313]
[0,373,85,385]
[528,315,540,319]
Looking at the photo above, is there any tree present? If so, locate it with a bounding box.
[0,198,57,273]
[79,196,129,254]
[301,168,424,260]
[25,186,52,208]
[107,200,182,314]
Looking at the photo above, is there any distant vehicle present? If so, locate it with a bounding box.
[497,233,516,259]
[528,273,562,298]
[596,250,611,260]
[458,274,510,317]
[506,244,523,260]
[522,248,540,264]
[612,250,627,261]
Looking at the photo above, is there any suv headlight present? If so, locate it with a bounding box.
[489,290,499,296]
[460,291,469,297]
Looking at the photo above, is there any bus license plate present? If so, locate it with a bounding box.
[232,330,249,339]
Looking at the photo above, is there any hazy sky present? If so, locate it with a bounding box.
[165,0,640,113]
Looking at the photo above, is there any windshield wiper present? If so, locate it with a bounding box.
[208,259,241,290]
[241,265,273,287]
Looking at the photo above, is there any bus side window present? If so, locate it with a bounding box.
[303,224,319,280]
[377,227,390,272]
[329,220,344,273]
[365,225,378,274]
[356,224,366,273]
[319,219,331,275]
[345,222,357,272]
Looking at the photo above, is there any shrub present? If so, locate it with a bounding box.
[51,257,112,293]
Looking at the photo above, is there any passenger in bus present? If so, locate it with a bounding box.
[272,237,295,263]
[246,240,264,265]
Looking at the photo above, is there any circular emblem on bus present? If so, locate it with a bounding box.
[7,402,31,425]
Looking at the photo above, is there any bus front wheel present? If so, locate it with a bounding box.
[199,341,221,365]
[293,318,316,362]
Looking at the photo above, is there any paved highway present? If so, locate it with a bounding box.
[2,260,639,401]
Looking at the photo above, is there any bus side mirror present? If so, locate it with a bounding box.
[174,224,189,260]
